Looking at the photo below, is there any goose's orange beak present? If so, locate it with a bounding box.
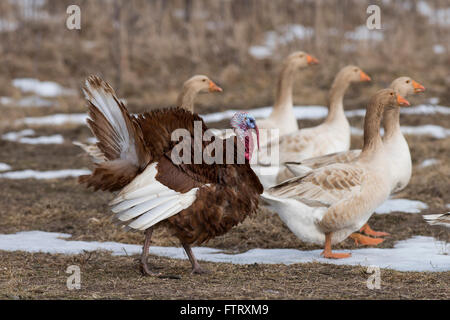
[307,55,319,65]
[397,94,410,107]
[209,80,223,92]
[360,70,371,82]
[412,80,425,93]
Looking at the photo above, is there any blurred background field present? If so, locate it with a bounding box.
[0,0,448,117]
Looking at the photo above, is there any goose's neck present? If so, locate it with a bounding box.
[382,107,401,140]
[361,101,384,158]
[272,63,296,117]
[177,86,198,113]
[324,77,349,124]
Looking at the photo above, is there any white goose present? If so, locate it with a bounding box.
[261,89,410,258]
[256,51,319,147]
[283,77,425,239]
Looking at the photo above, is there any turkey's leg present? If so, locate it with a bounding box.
[141,227,160,276]
[182,243,209,274]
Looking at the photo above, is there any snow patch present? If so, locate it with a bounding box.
[12,78,76,98]
[419,159,440,168]
[16,113,88,126]
[0,231,447,272]
[249,25,314,59]
[0,163,12,172]
[201,104,450,123]
[0,95,54,108]
[433,44,445,55]
[417,1,450,26]
[350,125,450,139]
[2,129,64,144]
[0,169,91,180]
[249,46,272,59]
[375,199,428,214]
[345,25,384,41]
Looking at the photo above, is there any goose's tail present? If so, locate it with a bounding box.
[423,213,450,228]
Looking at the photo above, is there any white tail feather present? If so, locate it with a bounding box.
[83,77,137,165]
[115,195,178,221]
[110,162,199,230]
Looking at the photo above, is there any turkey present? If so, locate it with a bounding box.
[78,76,263,275]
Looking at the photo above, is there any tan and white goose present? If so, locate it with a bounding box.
[283,77,425,239]
[74,74,222,162]
[261,89,410,258]
[260,65,371,170]
[176,74,223,112]
[256,51,319,147]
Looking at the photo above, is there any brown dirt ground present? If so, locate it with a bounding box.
[0,98,449,299]
[0,250,448,300]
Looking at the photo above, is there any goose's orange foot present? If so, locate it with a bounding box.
[349,233,384,246]
[321,250,352,259]
[360,223,390,237]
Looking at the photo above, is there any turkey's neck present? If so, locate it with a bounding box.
[177,86,199,113]
[361,100,385,159]
[324,76,350,124]
[382,107,401,140]
[271,63,296,117]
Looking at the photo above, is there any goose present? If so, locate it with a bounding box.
[176,74,223,112]
[256,65,371,187]
[282,77,425,239]
[256,51,319,147]
[78,76,263,275]
[75,74,222,163]
[423,213,450,228]
[261,89,410,258]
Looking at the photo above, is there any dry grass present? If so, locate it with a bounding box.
[0,251,448,300]
[0,0,449,114]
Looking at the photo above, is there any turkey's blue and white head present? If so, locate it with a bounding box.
[230,112,259,161]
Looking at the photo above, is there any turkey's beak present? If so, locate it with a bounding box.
[360,70,371,82]
[306,55,319,65]
[397,94,410,107]
[412,80,425,93]
[209,80,223,92]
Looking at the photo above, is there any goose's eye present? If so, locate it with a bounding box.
[390,93,394,96]
[202,79,207,82]
[406,80,410,83]
[354,69,358,72]
[299,54,304,58]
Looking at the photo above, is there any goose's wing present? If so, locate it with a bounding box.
[268,163,366,207]
[289,149,362,172]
